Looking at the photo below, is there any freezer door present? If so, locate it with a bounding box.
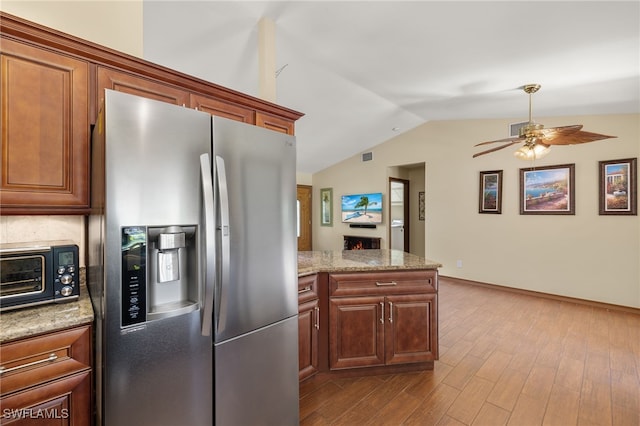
[212,117,298,343]
[215,316,299,425]
[97,90,214,425]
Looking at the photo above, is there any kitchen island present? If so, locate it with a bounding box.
[297,249,441,381]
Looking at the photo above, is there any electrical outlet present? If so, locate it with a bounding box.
[456,260,463,268]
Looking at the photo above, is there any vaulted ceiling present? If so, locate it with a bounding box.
[143,1,640,173]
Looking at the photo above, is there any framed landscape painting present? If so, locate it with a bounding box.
[599,158,637,215]
[520,164,575,215]
[320,187,333,226]
[479,170,503,214]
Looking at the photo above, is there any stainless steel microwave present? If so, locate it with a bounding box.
[0,241,79,312]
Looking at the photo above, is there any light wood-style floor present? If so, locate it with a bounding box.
[299,277,640,425]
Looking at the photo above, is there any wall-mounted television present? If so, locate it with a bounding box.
[341,192,383,224]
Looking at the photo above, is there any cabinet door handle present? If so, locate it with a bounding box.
[298,286,312,294]
[388,301,393,323]
[314,306,320,330]
[376,281,397,287]
[380,302,385,324]
[0,353,58,376]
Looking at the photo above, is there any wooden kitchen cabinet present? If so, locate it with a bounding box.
[0,38,90,214]
[328,270,438,370]
[0,325,92,425]
[385,293,437,365]
[298,274,319,381]
[190,93,255,124]
[256,111,295,135]
[97,66,190,107]
[0,11,303,214]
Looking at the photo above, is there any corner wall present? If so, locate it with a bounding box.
[0,1,143,56]
[312,114,640,308]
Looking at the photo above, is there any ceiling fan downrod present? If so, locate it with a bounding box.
[521,84,543,137]
[523,84,540,124]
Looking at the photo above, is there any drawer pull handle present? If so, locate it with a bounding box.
[298,286,312,294]
[376,281,397,287]
[0,353,58,376]
[314,306,320,330]
[380,302,385,324]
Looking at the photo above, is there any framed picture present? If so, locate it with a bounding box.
[520,164,575,215]
[479,170,503,214]
[599,158,637,215]
[418,191,425,220]
[320,187,333,226]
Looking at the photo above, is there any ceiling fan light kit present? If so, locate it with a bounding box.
[513,143,551,160]
[473,84,617,159]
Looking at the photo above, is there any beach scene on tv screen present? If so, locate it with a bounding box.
[341,193,383,223]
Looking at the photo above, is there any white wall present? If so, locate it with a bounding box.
[313,114,640,308]
[0,0,143,56]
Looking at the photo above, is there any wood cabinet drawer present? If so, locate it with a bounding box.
[329,270,437,297]
[0,325,91,396]
[0,370,91,424]
[298,274,318,304]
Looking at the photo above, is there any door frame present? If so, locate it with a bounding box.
[388,177,410,252]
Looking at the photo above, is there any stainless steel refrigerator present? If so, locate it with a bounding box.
[88,90,299,425]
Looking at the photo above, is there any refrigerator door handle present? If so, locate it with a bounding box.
[199,153,215,336]
[215,155,231,333]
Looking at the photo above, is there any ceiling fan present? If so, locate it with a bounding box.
[472,84,617,159]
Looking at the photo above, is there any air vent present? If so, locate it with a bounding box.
[509,121,528,137]
[362,152,373,162]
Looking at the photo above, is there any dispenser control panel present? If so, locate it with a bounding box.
[121,226,147,327]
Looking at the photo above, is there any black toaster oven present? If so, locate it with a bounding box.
[0,241,79,311]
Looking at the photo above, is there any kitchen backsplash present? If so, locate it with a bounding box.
[0,215,85,266]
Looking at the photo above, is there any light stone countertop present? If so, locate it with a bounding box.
[0,269,94,343]
[298,249,442,277]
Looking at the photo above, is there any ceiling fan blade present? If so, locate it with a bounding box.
[535,124,582,143]
[472,140,521,158]
[538,124,583,135]
[544,130,617,145]
[474,136,522,147]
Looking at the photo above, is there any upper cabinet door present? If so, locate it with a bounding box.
[190,93,255,124]
[97,66,190,107]
[256,112,295,135]
[0,38,90,214]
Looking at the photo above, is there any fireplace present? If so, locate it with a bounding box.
[343,235,381,250]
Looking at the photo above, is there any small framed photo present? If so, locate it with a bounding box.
[418,191,425,220]
[479,170,503,214]
[320,187,333,226]
[520,164,575,215]
[599,158,637,215]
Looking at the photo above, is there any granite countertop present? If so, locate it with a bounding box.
[298,249,442,276]
[0,269,94,343]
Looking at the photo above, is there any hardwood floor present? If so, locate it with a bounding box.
[299,277,640,425]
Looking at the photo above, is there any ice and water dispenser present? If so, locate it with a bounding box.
[121,225,199,327]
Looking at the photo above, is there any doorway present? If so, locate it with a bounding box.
[297,185,312,251]
[389,178,410,252]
